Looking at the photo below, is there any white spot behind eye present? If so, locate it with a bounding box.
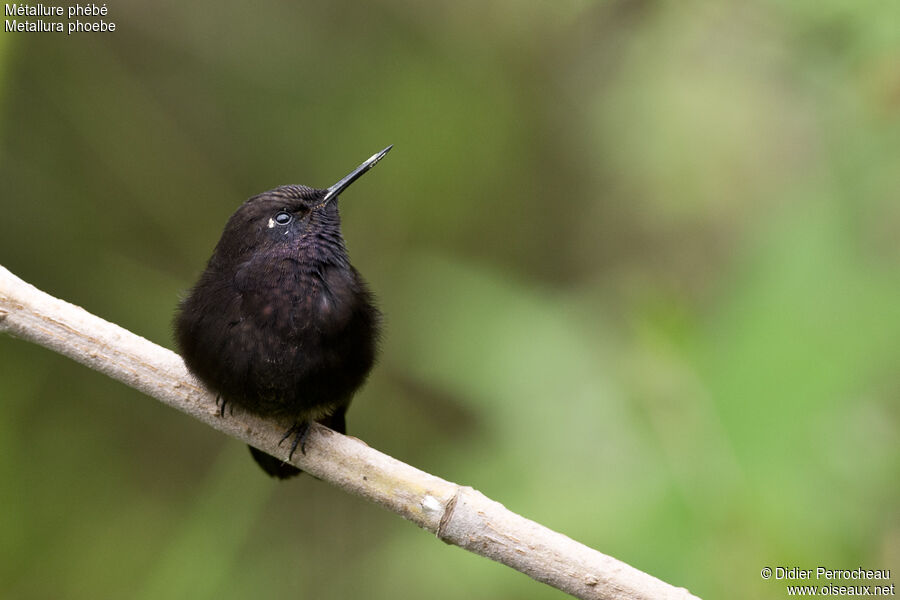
[267,218,275,229]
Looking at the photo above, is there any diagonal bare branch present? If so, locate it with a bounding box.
[0,265,699,600]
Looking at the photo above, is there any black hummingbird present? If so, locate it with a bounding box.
[174,146,389,479]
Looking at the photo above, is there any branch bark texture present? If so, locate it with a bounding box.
[0,265,699,600]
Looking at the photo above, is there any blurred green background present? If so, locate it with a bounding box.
[1,1,898,598]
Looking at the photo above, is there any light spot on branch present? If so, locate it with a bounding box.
[422,495,442,513]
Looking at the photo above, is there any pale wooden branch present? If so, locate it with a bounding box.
[0,265,699,600]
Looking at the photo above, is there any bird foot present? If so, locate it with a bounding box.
[215,394,230,418]
[278,420,311,460]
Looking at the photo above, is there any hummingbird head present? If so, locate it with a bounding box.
[210,146,392,269]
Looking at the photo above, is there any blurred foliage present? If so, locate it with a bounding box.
[1,1,899,598]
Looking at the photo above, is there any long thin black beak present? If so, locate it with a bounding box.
[322,145,392,205]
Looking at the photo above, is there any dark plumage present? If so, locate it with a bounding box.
[174,148,389,478]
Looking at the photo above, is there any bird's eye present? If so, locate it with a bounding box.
[274,211,293,225]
